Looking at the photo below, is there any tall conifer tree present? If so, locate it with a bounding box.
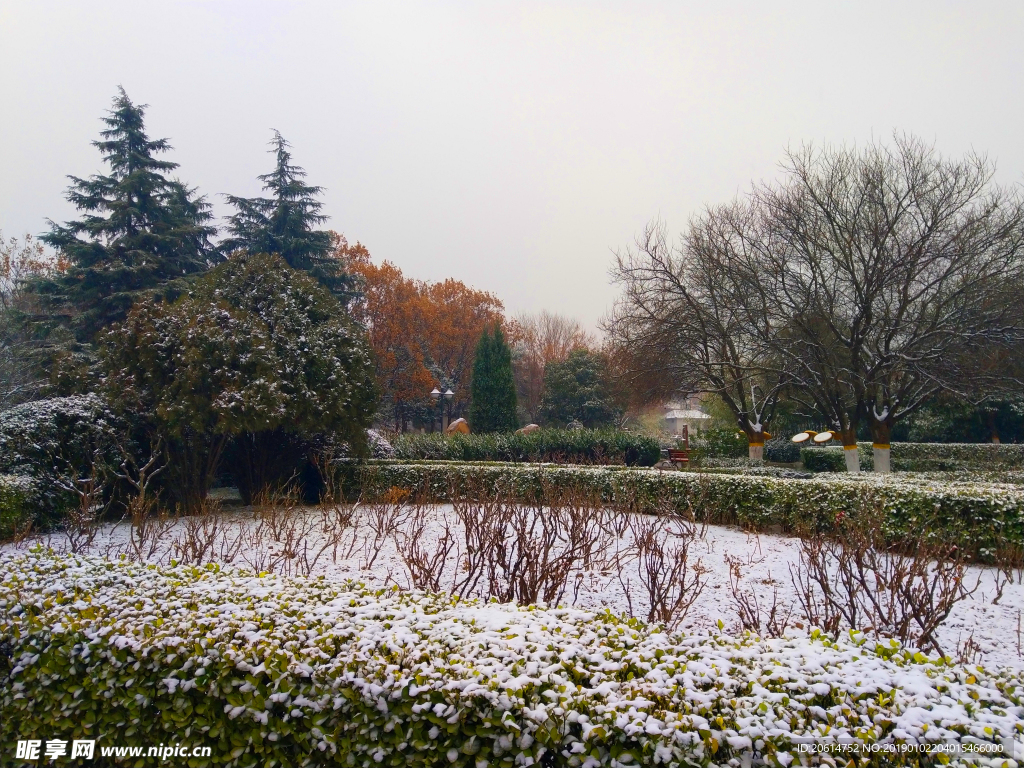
[469,324,518,432]
[38,87,216,344]
[222,132,355,303]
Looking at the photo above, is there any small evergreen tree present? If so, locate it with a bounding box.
[222,132,355,303]
[539,348,620,428]
[469,325,518,433]
[37,87,216,345]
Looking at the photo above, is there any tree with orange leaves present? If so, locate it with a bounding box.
[508,311,594,424]
[337,234,505,431]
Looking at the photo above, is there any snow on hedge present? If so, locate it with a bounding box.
[2,551,1022,766]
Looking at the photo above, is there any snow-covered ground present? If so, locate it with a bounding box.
[5,501,1022,670]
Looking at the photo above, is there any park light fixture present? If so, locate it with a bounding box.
[812,431,836,444]
[431,386,456,432]
[791,430,817,443]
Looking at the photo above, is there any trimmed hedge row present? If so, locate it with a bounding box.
[340,462,1024,561]
[2,552,1021,767]
[801,442,1024,473]
[391,428,661,466]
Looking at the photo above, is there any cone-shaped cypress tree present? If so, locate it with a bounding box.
[469,324,518,433]
[222,132,355,304]
[37,87,217,344]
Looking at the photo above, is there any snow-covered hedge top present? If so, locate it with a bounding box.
[2,551,1021,766]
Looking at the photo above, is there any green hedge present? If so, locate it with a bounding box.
[3,552,1021,767]
[341,462,1024,561]
[391,428,661,466]
[802,443,1024,473]
[0,475,30,540]
[800,447,853,472]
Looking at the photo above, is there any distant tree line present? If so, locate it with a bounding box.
[0,87,629,515]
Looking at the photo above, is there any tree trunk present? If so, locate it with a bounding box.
[839,428,860,473]
[986,410,1001,444]
[746,429,765,463]
[869,419,891,474]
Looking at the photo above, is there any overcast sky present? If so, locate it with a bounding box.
[2,1,1022,329]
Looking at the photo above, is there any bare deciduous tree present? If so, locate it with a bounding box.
[608,136,1024,471]
[607,217,786,461]
[756,136,1024,472]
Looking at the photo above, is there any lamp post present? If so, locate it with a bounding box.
[430,387,455,432]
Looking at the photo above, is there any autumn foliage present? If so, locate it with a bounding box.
[338,235,506,431]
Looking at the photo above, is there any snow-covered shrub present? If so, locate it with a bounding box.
[344,462,1024,561]
[367,428,395,459]
[882,442,1024,471]
[2,551,1020,766]
[0,395,126,527]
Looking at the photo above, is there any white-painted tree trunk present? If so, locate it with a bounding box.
[843,446,860,473]
[873,444,891,474]
[748,443,764,462]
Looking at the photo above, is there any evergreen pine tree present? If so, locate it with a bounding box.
[37,87,216,344]
[222,132,355,303]
[469,324,518,433]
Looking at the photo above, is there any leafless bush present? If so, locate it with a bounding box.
[443,490,616,606]
[992,543,1024,605]
[357,487,411,571]
[488,503,581,605]
[725,553,792,637]
[171,498,224,565]
[955,632,984,666]
[451,497,504,599]
[53,460,110,554]
[789,517,979,655]
[240,485,352,577]
[621,515,707,630]
[395,503,457,592]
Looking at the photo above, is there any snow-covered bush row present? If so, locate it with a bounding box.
[0,475,31,539]
[1,551,1021,767]
[801,443,1024,473]
[392,429,662,466]
[0,395,126,526]
[346,463,1024,561]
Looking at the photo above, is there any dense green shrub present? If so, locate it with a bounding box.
[391,428,660,466]
[3,552,1020,767]
[0,475,31,539]
[883,442,1024,471]
[341,461,1024,561]
[800,447,851,472]
[100,252,377,507]
[687,427,748,463]
[764,436,801,463]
